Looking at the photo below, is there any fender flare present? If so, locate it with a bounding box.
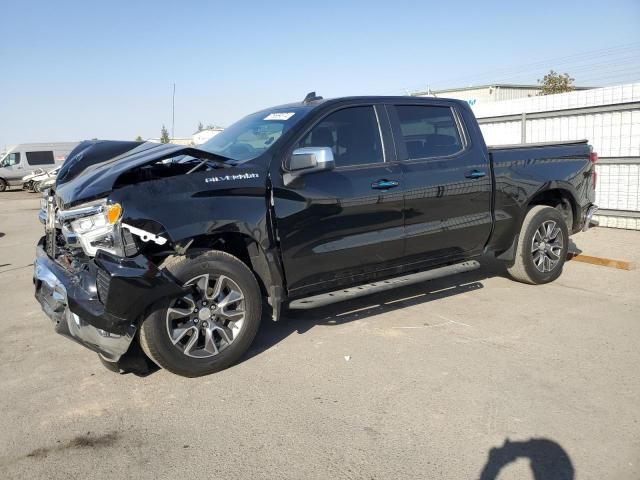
[496,183,580,263]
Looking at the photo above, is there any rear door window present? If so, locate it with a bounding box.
[26,151,55,165]
[297,106,384,167]
[393,105,464,160]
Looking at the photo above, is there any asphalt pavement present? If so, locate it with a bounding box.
[1,189,638,479]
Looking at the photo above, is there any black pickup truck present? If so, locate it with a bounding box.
[34,93,598,377]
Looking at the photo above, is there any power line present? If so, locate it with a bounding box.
[428,43,640,89]
[387,42,640,95]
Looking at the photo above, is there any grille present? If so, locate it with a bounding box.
[96,268,111,304]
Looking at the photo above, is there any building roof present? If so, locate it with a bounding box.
[192,126,224,135]
[413,83,592,96]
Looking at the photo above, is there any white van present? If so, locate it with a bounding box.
[0,142,79,191]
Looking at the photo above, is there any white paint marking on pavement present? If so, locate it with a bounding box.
[392,314,472,329]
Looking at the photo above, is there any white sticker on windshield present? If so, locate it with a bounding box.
[264,112,295,121]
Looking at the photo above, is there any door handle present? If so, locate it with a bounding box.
[465,170,486,179]
[371,179,399,190]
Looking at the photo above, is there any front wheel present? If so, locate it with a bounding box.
[0,178,7,192]
[139,250,262,377]
[507,205,569,285]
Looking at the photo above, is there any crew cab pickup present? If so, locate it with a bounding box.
[34,94,598,377]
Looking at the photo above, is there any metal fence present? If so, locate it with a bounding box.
[470,83,640,230]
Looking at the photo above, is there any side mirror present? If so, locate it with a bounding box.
[287,147,335,174]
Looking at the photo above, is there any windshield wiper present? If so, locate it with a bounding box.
[181,148,236,174]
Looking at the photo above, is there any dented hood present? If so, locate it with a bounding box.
[54,140,231,208]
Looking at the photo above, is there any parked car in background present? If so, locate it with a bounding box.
[21,168,47,191]
[31,166,61,192]
[34,94,598,377]
[0,142,78,191]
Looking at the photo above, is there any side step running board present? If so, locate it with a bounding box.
[288,260,481,310]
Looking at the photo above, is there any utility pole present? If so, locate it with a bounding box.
[171,83,176,140]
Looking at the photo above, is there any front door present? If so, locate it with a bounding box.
[1,152,23,182]
[272,104,404,296]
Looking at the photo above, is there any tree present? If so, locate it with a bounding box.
[197,121,204,132]
[135,135,143,142]
[537,70,575,95]
[160,125,170,144]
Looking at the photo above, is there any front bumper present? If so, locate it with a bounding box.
[33,238,186,361]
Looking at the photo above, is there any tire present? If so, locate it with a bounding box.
[507,205,569,285]
[139,250,262,377]
[0,178,7,192]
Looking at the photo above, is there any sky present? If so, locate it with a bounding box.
[1,0,639,149]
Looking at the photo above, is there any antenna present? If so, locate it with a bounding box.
[171,83,176,140]
[303,91,323,104]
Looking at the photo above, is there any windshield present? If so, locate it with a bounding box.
[0,151,18,168]
[198,106,312,163]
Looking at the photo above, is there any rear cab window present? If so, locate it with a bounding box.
[392,105,465,160]
[26,151,55,165]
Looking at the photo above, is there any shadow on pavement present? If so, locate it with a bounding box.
[123,256,508,376]
[567,238,582,255]
[478,437,574,480]
[241,256,508,364]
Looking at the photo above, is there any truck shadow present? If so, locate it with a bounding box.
[241,255,508,364]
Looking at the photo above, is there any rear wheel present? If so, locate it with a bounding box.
[139,250,262,377]
[507,206,569,284]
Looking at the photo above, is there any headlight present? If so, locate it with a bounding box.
[66,202,124,256]
[70,203,121,233]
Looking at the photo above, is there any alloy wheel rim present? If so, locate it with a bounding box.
[166,273,246,358]
[531,220,564,273]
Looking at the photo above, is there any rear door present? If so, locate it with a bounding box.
[388,102,492,264]
[272,103,404,296]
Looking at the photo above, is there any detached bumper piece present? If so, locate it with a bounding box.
[33,237,186,361]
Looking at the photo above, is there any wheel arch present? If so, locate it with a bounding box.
[526,186,578,232]
[496,185,578,263]
[177,231,285,321]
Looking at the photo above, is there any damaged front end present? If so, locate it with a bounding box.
[34,138,272,363]
[34,225,186,361]
[34,179,187,362]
